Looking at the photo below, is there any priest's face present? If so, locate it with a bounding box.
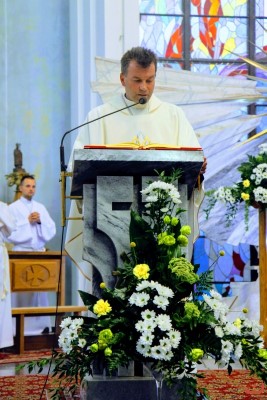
[120,60,156,103]
[19,178,36,200]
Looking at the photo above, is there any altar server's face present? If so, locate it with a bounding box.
[20,178,36,200]
[120,60,156,103]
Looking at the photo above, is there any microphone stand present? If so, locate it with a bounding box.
[60,98,146,227]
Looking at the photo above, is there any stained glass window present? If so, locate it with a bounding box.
[139,0,183,14]
[190,0,247,17]
[139,0,267,75]
[140,15,183,57]
[190,16,247,60]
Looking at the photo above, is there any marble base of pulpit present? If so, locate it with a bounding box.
[81,375,182,400]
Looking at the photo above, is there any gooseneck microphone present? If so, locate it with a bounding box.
[60,97,147,172]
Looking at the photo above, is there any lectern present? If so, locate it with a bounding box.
[71,148,204,297]
[69,148,204,399]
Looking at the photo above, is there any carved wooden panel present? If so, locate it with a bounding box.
[10,259,60,291]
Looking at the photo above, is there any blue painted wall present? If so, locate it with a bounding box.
[0,0,71,249]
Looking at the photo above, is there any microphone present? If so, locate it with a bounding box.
[60,97,147,171]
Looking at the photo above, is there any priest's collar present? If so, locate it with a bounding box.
[20,196,33,204]
[122,94,150,110]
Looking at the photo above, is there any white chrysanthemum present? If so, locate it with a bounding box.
[153,295,169,310]
[148,280,158,290]
[129,292,150,307]
[219,314,228,325]
[259,143,267,155]
[162,349,174,361]
[242,318,263,337]
[172,196,182,204]
[159,337,172,350]
[141,181,177,194]
[135,320,146,332]
[136,341,151,357]
[136,280,151,291]
[61,343,73,354]
[167,330,181,348]
[136,318,157,332]
[224,322,241,336]
[138,333,155,345]
[58,328,69,340]
[214,187,235,204]
[70,318,84,329]
[58,335,68,347]
[156,314,172,331]
[151,345,173,360]
[170,190,181,204]
[209,289,222,301]
[61,326,79,341]
[141,309,156,321]
[254,186,267,203]
[154,283,174,298]
[215,326,224,338]
[234,342,243,359]
[251,163,267,185]
[203,295,229,320]
[150,345,166,359]
[141,181,181,205]
[220,339,234,365]
[146,195,158,203]
[78,338,87,348]
[60,317,72,328]
[58,335,73,354]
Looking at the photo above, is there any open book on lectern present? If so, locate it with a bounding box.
[84,143,202,151]
[71,144,204,199]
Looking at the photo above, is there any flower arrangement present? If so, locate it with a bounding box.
[204,143,267,228]
[5,170,29,187]
[27,170,267,400]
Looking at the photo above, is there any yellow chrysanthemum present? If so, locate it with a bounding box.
[241,192,250,201]
[242,179,250,188]
[93,299,112,316]
[100,282,106,289]
[233,318,242,328]
[133,263,150,279]
[130,242,136,248]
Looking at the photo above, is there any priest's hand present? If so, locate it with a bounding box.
[29,212,41,224]
[200,157,207,175]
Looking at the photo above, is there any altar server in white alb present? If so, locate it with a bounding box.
[0,201,16,349]
[8,175,56,334]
